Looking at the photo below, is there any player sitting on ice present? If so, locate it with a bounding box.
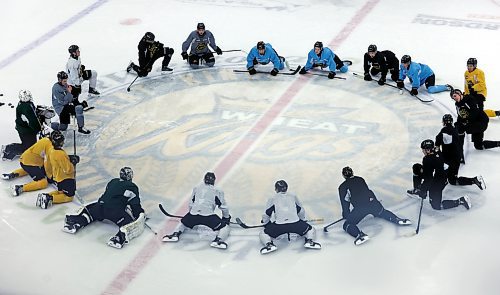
[62,167,145,249]
[338,167,412,246]
[299,41,349,79]
[246,41,286,76]
[259,180,321,254]
[162,172,231,250]
[181,22,222,69]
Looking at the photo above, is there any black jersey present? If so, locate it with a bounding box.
[338,176,377,213]
[435,124,461,164]
[421,152,446,191]
[98,178,143,218]
[363,50,398,76]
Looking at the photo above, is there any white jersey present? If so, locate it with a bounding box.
[66,56,83,86]
[262,192,306,225]
[188,183,229,218]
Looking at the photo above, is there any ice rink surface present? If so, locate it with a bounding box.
[1,0,500,294]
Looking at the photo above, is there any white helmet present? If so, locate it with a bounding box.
[19,90,33,102]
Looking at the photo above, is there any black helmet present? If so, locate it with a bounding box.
[68,45,79,54]
[256,41,265,50]
[197,22,205,30]
[57,71,68,80]
[467,57,477,67]
[442,114,453,125]
[50,130,65,149]
[314,41,323,49]
[342,166,354,178]
[119,167,134,181]
[450,88,463,99]
[368,44,377,53]
[204,172,216,185]
[143,32,155,42]
[421,139,434,150]
[401,55,411,64]
[275,180,288,193]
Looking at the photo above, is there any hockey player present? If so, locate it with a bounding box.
[51,71,90,134]
[259,180,321,254]
[407,139,471,211]
[451,88,500,150]
[15,90,42,152]
[362,44,399,84]
[339,167,411,246]
[163,172,231,250]
[397,55,451,95]
[127,32,174,76]
[66,45,100,97]
[37,131,79,209]
[1,131,60,196]
[435,114,484,189]
[463,58,500,118]
[246,41,285,76]
[62,167,145,249]
[181,23,222,69]
[299,41,349,79]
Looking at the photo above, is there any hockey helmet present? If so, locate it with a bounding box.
[68,45,79,54]
[57,71,68,80]
[143,32,155,42]
[120,167,134,181]
[450,88,463,99]
[342,166,354,178]
[314,41,323,50]
[50,130,65,149]
[204,172,216,185]
[18,90,33,102]
[256,41,265,51]
[197,23,205,30]
[401,54,411,64]
[420,139,434,150]
[368,44,377,53]
[275,180,288,193]
[467,57,477,67]
[442,114,453,125]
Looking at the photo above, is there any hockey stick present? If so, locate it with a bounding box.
[126,75,139,92]
[233,66,302,76]
[144,221,158,235]
[308,72,346,79]
[72,128,85,205]
[210,49,244,54]
[352,72,398,88]
[235,217,324,229]
[323,218,345,232]
[158,204,238,225]
[405,197,424,237]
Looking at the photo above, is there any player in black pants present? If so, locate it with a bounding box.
[127,32,174,77]
[338,167,411,246]
[363,44,399,84]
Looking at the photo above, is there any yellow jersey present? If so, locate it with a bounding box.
[46,149,74,182]
[20,137,53,167]
[464,68,487,97]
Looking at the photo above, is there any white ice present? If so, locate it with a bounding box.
[1,0,500,294]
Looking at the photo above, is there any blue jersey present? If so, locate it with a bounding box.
[246,43,283,70]
[304,47,337,72]
[399,62,434,88]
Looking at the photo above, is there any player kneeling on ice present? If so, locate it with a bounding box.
[259,180,321,254]
[246,41,286,76]
[127,32,174,76]
[163,172,231,250]
[181,23,222,69]
[2,131,61,196]
[36,132,79,209]
[397,55,452,96]
[62,167,145,249]
[362,44,399,84]
[339,167,412,246]
[299,41,349,79]
[407,140,471,211]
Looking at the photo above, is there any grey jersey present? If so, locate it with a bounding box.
[51,82,73,115]
[181,30,217,55]
[188,183,229,218]
[262,192,306,225]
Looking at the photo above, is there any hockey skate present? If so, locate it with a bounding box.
[161,65,173,72]
[126,61,135,73]
[210,237,228,250]
[304,239,322,249]
[459,195,472,210]
[396,218,412,226]
[62,222,82,234]
[36,193,53,209]
[78,127,91,134]
[2,172,18,180]
[162,231,181,242]
[107,232,126,249]
[473,176,485,190]
[10,185,23,196]
[354,232,369,246]
[260,242,277,254]
[88,87,100,96]
[406,188,422,199]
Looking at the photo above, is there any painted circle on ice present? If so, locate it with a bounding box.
[119,18,142,25]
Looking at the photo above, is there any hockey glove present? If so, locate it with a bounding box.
[270,68,279,76]
[181,52,189,60]
[81,100,89,108]
[397,80,404,89]
[328,71,336,79]
[299,67,307,74]
[248,67,257,75]
[215,47,223,55]
[68,155,80,165]
[410,87,418,96]
[364,73,372,81]
[221,215,231,226]
[378,77,386,86]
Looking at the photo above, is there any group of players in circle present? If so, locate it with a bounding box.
[1,22,499,251]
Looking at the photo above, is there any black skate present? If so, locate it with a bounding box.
[2,172,18,180]
[107,232,126,249]
[126,62,135,73]
[459,195,471,210]
[162,231,181,242]
[10,184,23,196]
[354,232,369,246]
[161,65,173,72]
[88,88,100,95]
[396,218,412,226]
[210,237,228,250]
[62,222,82,234]
[260,242,277,254]
[36,193,53,209]
[304,239,321,249]
[78,127,91,134]
[473,176,485,190]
